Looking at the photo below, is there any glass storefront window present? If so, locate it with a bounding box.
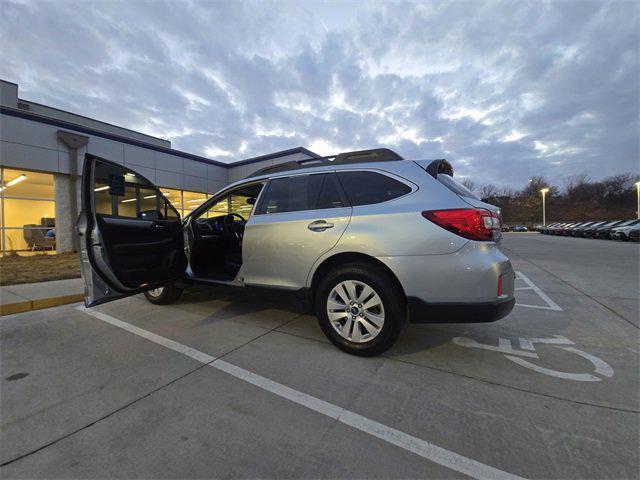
[229,192,256,218]
[1,168,56,254]
[0,165,215,255]
[183,190,208,215]
[161,189,183,216]
[139,187,159,214]
[205,197,229,218]
[1,169,54,200]
[3,199,56,227]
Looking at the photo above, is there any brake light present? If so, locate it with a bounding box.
[497,275,503,296]
[422,208,500,241]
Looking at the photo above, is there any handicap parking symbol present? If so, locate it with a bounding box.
[453,335,614,382]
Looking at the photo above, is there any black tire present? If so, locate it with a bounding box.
[315,262,406,357]
[144,284,183,305]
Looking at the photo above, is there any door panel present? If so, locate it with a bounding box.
[77,154,187,307]
[240,207,351,289]
[240,172,351,289]
[97,216,186,288]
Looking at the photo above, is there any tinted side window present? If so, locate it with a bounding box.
[257,174,323,214]
[337,171,411,206]
[316,174,346,209]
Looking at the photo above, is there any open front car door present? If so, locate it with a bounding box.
[76,154,187,307]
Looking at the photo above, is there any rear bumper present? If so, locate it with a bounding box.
[377,242,515,305]
[407,296,515,324]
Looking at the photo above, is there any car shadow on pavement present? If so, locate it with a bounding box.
[170,289,517,357]
[174,289,307,324]
[388,324,473,356]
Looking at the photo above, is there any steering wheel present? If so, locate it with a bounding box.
[222,213,247,239]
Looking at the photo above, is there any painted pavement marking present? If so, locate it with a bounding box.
[77,305,524,480]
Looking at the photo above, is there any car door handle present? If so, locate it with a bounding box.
[308,220,334,231]
[152,223,167,229]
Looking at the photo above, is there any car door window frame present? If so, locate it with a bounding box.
[189,180,267,221]
[253,172,350,216]
[90,156,179,222]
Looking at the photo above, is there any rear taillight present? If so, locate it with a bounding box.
[497,275,503,296]
[422,208,500,241]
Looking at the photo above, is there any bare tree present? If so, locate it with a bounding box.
[520,176,550,197]
[461,178,476,193]
[564,173,591,199]
[479,184,499,201]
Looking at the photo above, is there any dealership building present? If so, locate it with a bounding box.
[0,79,318,256]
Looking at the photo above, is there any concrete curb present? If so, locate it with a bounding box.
[0,294,84,316]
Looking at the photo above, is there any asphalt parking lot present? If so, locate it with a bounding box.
[1,234,638,479]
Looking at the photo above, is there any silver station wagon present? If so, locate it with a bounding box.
[77,148,515,356]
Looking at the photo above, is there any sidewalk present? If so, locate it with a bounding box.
[0,278,84,316]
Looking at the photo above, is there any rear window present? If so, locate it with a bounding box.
[436,174,480,200]
[337,171,411,206]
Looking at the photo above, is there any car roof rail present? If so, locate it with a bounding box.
[245,148,404,178]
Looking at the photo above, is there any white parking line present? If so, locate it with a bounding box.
[514,271,563,311]
[76,305,524,480]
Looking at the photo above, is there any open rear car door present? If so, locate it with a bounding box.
[76,154,187,307]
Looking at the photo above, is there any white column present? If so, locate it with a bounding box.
[54,174,74,253]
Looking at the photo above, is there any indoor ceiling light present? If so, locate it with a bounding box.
[143,195,156,199]
[121,198,136,203]
[6,174,27,187]
[94,186,109,192]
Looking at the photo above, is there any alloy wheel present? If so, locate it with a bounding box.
[147,287,164,297]
[326,280,385,343]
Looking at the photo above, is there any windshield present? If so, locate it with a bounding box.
[437,174,480,200]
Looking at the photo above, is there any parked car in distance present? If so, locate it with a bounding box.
[568,221,597,236]
[629,226,640,242]
[568,222,591,235]
[532,224,543,231]
[538,223,554,234]
[589,220,623,238]
[599,219,637,239]
[512,225,528,232]
[611,221,640,241]
[76,148,515,356]
[549,222,571,235]
[540,222,566,234]
[557,222,582,235]
[577,221,608,237]
[556,222,579,235]
[501,225,510,232]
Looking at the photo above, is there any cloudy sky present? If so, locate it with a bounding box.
[1,0,638,186]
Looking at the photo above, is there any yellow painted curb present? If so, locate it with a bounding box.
[0,294,84,316]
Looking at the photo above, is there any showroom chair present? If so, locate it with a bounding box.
[23,225,56,251]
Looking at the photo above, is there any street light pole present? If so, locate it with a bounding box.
[540,188,549,226]
[635,181,640,220]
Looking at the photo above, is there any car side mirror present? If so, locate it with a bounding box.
[139,210,164,220]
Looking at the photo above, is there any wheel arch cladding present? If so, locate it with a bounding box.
[309,252,406,304]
